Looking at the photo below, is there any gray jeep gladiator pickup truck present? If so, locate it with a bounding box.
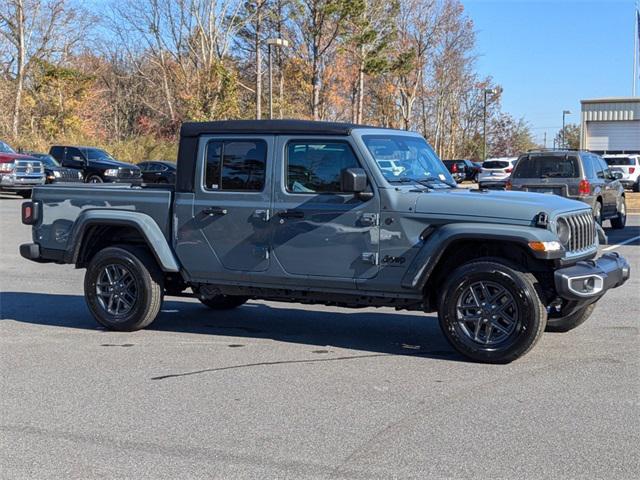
[20,120,630,363]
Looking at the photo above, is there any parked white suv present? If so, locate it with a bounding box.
[376,159,405,177]
[478,157,518,189]
[603,154,640,192]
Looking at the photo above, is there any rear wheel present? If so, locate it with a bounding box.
[199,295,248,310]
[84,245,163,331]
[546,303,595,333]
[610,197,626,229]
[438,259,547,363]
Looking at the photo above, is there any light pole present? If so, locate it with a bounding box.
[562,110,571,148]
[267,38,289,119]
[483,88,498,161]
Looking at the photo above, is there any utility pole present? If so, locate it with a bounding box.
[562,110,571,148]
[544,132,547,148]
[267,38,289,119]
[483,88,498,160]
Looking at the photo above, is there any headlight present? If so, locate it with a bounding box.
[0,162,14,173]
[104,169,119,176]
[53,170,61,178]
[556,217,571,246]
[77,171,83,179]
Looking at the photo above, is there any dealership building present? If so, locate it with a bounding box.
[580,97,640,154]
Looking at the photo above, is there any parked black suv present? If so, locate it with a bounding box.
[508,150,626,228]
[49,145,141,184]
[24,152,84,183]
[138,161,176,184]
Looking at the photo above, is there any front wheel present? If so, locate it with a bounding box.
[438,259,547,363]
[546,303,595,333]
[87,174,103,183]
[84,245,163,331]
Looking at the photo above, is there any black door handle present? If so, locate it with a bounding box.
[278,210,304,219]
[203,206,228,216]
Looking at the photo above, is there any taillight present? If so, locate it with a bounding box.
[578,179,591,195]
[505,180,512,190]
[452,163,458,173]
[505,168,513,173]
[21,201,39,225]
[629,167,635,174]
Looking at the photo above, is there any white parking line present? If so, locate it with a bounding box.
[603,235,640,251]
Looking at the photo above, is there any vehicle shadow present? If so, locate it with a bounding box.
[604,224,640,247]
[0,292,462,362]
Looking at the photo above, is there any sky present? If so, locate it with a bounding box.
[464,0,638,146]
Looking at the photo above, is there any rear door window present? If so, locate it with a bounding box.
[512,155,579,178]
[204,140,266,191]
[605,157,633,166]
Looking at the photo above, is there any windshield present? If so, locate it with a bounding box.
[362,135,455,186]
[0,141,16,154]
[512,154,579,179]
[32,154,60,167]
[83,148,115,162]
[605,157,634,166]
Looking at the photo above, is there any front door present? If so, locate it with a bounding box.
[271,137,380,281]
[174,135,273,281]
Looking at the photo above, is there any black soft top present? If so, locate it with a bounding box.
[180,119,377,137]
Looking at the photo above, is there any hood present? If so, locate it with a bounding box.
[413,188,590,223]
[0,152,39,162]
[89,157,139,169]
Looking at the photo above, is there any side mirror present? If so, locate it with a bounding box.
[340,168,368,193]
[611,171,623,180]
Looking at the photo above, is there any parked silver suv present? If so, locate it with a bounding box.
[508,150,626,229]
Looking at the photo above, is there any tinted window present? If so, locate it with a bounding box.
[83,148,114,161]
[483,161,509,169]
[204,140,266,191]
[581,154,597,179]
[49,146,64,160]
[605,157,634,166]
[35,154,60,167]
[67,147,83,160]
[286,141,360,193]
[512,154,579,179]
[596,156,610,179]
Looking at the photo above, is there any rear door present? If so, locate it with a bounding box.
[174,135,273,280]
[271,136,380,283]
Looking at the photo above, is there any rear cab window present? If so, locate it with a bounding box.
[605,157,634,166]
[512,154,580,179]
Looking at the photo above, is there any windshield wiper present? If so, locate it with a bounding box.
[416,177,456,188]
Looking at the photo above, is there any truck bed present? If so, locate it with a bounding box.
[31,183,174,254]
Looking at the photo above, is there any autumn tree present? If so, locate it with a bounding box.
[0,0,88,138]
[554,123,580,150]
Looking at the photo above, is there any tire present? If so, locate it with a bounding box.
[87,175,103,183]
[84,245,163,331]
[546,303,595,333]
[633,181,639,193]
[610,197,626,230]
[593,200,603,226]
[473,172,479,183]
[18,191,31,198]
[199,295,248,310]
[437,258,547,363]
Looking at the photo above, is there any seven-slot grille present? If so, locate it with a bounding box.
[562,210,596,254]
[117,167,141,179]
[14,159,44,176]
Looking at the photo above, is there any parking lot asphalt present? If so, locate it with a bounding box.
[1,193,638,480]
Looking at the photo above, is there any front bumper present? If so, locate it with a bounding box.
[554,252,630,300]
[0,175,45,191]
